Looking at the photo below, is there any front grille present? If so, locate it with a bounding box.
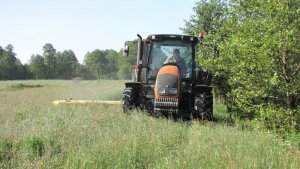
[154,98,178,114]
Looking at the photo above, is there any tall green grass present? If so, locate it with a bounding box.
[0,80,299,168]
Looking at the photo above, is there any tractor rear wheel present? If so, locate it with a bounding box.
[122,87,140,113]
[194,92,213,120]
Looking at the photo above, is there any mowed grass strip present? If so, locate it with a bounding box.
[0,80,299,168]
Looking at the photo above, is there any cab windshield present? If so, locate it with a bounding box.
[147,40,193,78]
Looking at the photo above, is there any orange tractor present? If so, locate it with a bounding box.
[122,34,214,120]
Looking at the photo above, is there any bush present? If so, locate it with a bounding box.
[191,0,300,135]
[260,107,300,134]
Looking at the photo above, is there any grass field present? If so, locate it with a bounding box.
[0,80,299,168]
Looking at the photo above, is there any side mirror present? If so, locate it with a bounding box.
[123,44,129,57]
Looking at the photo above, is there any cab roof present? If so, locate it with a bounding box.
[145,34,200,43]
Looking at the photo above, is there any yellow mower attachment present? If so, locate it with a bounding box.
[52,99,121,106]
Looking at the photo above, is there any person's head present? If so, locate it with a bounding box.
[173,49,180,60]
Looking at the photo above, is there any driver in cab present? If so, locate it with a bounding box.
[165,49,189,77]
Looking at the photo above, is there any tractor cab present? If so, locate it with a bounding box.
[144,37,195,80]
[124,34,200,84]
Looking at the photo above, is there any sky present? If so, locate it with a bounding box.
[1,0,198,64]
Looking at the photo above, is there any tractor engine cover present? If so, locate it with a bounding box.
[154,64,181,114]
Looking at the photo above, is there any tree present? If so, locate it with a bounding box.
[84,50,109,79]
[0,44,20,80]
[67,50,79,78]
[43,43,57,79]
[117,56,132,80]
[23,64,33,79]
[181,0,228,40]
[0,45,3,79]
[0,51,13,79]
[5,44,15,55]
[0,45,3,55]
[14,58,26,79]
[104,49,119,79]
[28,54,46,79]
[56,50,79,79]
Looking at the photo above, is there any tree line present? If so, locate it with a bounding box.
[0,43,137,80]
[183,0,299,135]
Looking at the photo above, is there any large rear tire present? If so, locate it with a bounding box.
[122,87,140,113]
[194,92,213,120]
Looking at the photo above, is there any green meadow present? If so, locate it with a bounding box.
[0,80,299,168]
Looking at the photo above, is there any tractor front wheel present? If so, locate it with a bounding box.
[122,87,140,113]
[194,92,213,120]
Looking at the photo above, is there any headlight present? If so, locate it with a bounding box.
[157,87,177,96]
[168,88,177,95]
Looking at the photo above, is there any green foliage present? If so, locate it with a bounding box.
[259,106,300,135]
[183,0,300,133]
[27,44,82,80]
[1,40,137,80]
[84,50,111,79]
[105,49,119,79]
[28,54,46,79]
[55,50,79,79]
[0,44,26,80]
[83,46,137,80]
[117,56,132,80]
[181,0,228,36]
[43,43,57,79]
[10,83,43,90]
